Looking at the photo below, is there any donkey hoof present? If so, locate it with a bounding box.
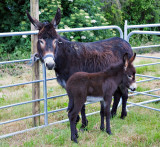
[106,130,112,135]
[100,126,104,131]
[120,115,125,119]
[75,133,79,138]
[71,137,78,143]
[111,112,116,118]
[80,127,87,132]
[80,123,88,132]
[111,110,117,118]
[121,112,127,119]
[76,115,80,123]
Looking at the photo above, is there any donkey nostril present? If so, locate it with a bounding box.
[132,88,136,91]
[46,63,54,70]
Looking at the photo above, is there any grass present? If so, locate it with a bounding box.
[0,107,160,146]
[0,52,160,146]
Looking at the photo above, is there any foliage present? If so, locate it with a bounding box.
[0,0,30,60]
[58,0,115,42]
[103,0,160,47]
[122,0,160,25]
[0,0,62,60]
[0,0,114,60]
[103,0,160,27]
[103,0,123,26]
[0,0,160,60]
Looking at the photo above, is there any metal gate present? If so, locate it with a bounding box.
[0,25,123,139]
[124,20,160,111]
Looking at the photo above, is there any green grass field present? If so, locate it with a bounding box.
[0,53,160,146]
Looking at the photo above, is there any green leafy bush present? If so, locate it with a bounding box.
[39,0,114,42]
[0,0,160,60]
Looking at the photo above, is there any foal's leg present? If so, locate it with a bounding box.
[100,101,105,131]
[104,96,112,135]
[68,102,84,143]
[68,110,79,143]
[111,88,122,117]
[121,88,128,119]
[80,104,88,131]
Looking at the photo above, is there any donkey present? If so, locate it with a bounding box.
[27,8,136,130]
[66,53,136,143]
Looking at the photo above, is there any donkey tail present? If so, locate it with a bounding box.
[67,98,74,112]
[67,91,74,112]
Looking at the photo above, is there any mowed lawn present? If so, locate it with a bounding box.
[0,53,160,146]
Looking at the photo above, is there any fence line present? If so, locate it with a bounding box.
[0,23,159,139]
[0,25,123,139]
[0,25,123,38]
[127,31,160,42]
[124,20,160,113]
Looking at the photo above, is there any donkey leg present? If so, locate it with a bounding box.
[121,88,128,119]
[104,97,112,135]
[100,101,105,131]
[80,104,88,131]
[111,88,122,118]
[76,114,80,124]
[68,111,78,143]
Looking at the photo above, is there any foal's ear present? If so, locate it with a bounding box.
[51,8,61,28]
[123,53,129,71]
[129,53,136,63]
[26,10,43,30]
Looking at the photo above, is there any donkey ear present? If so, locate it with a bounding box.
[51,8,61,28]
[129,53,136,63]
[123,53,129,71]
[26,10,43,30]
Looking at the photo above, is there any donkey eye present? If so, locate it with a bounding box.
[39,40,43,44]
[38,39,45,48]
[53,40,57,47]
[54,41,56,46]
[127,75,133,79]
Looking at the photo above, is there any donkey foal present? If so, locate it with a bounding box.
[66,53,136,143]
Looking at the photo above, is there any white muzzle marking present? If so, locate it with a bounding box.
[129,82,137,91]
[44,57,55,66]
[43,54,55,70]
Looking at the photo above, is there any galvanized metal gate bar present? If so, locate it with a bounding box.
[0,25,123,139]
[0,23,159,139]
[0,26,123,39]
[124,20,160,111]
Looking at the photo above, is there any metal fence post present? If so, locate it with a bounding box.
[124,20,128,41]
[42,63,48,126]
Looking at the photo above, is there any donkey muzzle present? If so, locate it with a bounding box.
[129,82,137,91]
[43,54,55,70]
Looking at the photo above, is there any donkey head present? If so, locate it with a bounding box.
[27,8,61,70]
[123,53,137,91]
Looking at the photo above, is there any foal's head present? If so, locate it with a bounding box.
[123,53,137,91]
[27,8,62,70]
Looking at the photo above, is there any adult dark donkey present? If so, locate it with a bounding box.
[27,8,136,130]
[66,53,136,143]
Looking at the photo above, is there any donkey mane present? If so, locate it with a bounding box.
[38,23,58,39]
[103,61,124,77]
[55,37,131,77]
